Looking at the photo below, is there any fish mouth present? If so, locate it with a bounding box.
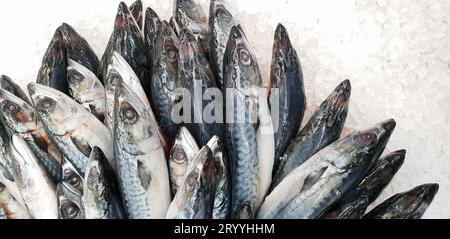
[371,119,396,159]
[416,183,439,202]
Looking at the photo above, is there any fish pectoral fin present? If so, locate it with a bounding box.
[137,160,152,191]
[70,135,92,158]
[237,202,254,219]
[300,166,328,194]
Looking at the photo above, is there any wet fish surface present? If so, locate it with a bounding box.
[113,83,170,219]
[99,2,149,96]
[0,182,30,219]
[36,29,69,95]
[143,7,161,78]
[363,183,439,219]
[271,80,350,190]
[28,83,113,175]
[56,182,84,219]
[84,147,125,219]
[151,21,182,141]
[0,89,62,182]
[9,134,58,219]
[257,120,396,219]
[0,75,31,105]
[223,25,275,218]
[207,135,231,219]
[67,59,106,122]
[166,145,217,219]
[209,0,238,89]
[59,23,100,79]
[129,0,143,30]
[270,24,306,174]
[178,29,224,147]
[169,127,199,196]
[324,149,406,219]
[174,0,210,57]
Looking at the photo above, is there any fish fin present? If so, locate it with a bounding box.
[300,166,328,193]
[137,160,151,190]
[70,135,92,157]
[238,203,254,219]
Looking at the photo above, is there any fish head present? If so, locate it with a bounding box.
[67,59,101,98]
[115,2,138,29]
[28,83,79,135]
[8,134,40,189]
[56,182,84,219]
[109,52,142,89]
[61,157,83,193]
[144,7,161,44]
[405,184,439,215]
[211,0,236,31]
[271,24,302,87]
[83,147,109,213]
[335,119,396,171]
[309,80,351,135]
[175,0,208,35]
[114,83,161,154]
[170,127,199,170]
[0,89,37,134]
[224,25,262,90]
[364,149,406,193]
[58,23,82,46]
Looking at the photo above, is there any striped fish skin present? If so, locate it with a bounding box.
[113,83,170,219]
[257,120,396,219]
[56,182,84,219]
[223,25,275,218]
[0,89,62,182]
[9,134,58,219]
[209,0,238,90]
[363,183,439,219]
[207,135,231,219]
[271,80,351,190]
[270,24,306,174]
[151,21,182,141]
[62,157,84,194]
[129,0,143,31]
[169,127,199,197]
[0,182,30,219]
[0,75,31,105]
[174,0,210,57]
[28,83,113,175]
[59,23,100,79]
[67,59,106,122]
[36,29,69,95]
[99,2,149,96]
[84,147,126,219]
[325,149,406,219]
[178,29,225,147]
[166,145,217,219]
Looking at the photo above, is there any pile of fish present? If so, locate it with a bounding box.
[0,0,439,219]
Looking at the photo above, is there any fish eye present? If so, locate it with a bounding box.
[37,97,56,112]
[107,72,122,88]
[2,101,21,114]
[239,48,252,66]
[172,147,187,164]
[68,174,81,187]
[357,132,377,144]
[61,200,79,219]
[0,183,5,192]
[164,47,178,62]
[120,104,139,125]
[67,69,84,84]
